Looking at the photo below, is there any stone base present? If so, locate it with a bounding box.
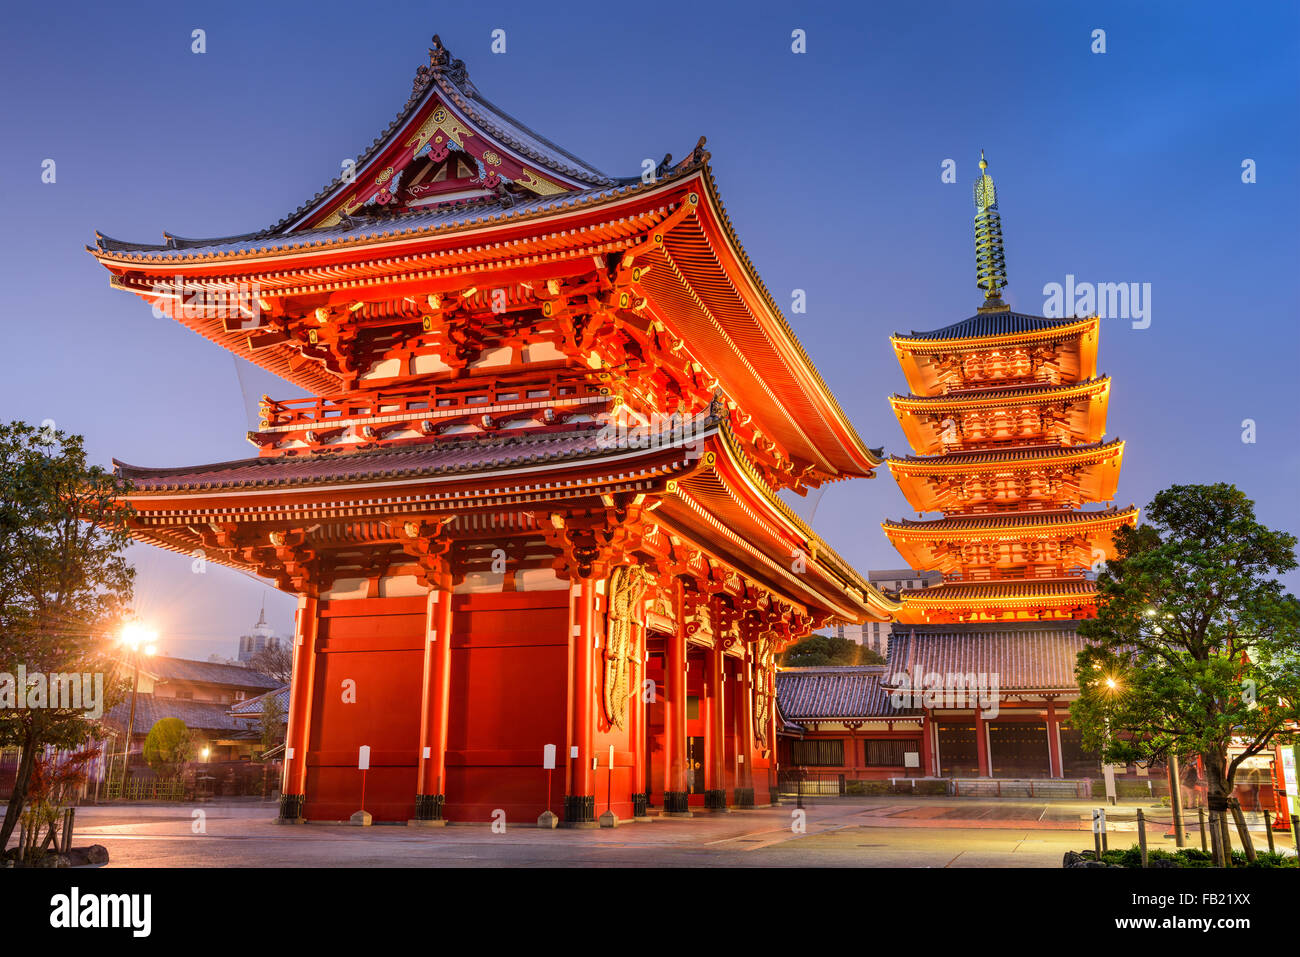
[413,793,445,822]
[275,817,307,825]
[598,810,619,828]
[704,789,730,811]
[349,810,373,826]
[563,794,596,827]
[537,810,559,829]
[278,793,306,822]
[407,818,447,827]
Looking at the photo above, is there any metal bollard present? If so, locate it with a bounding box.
[1137,808,1148,867]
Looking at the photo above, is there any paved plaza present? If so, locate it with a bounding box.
[29,796,1288,868]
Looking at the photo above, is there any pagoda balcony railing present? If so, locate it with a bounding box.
[257,372,601,434]
[942,568,1091,583]
[941,371,1062,395]
[937,434,1072,454]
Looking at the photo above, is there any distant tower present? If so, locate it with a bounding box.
[237,599,281,663]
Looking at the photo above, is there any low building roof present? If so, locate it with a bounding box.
[103,694,248,736]
[139,655,282,691]
[775,666,917,720]
[229,686,291,717]
[884,623,1089,692]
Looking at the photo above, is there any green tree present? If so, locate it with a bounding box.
[0,422,135,852]
[142,717,194,780]
[858,646,886,666]
[1072,483,1300,861]
[259,691,285,756]
[782,633,860,667]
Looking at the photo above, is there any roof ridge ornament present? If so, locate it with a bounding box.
[973,150,1009,313]
[408,34,471,108]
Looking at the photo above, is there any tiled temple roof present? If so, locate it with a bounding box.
[889,377,1108,407]
[895,311,1088,342]
[113,424,656,492]
[882,506,1130,533]
[888,438,1122,468]
[884,623,1089,691]
[898,578,1097,601]
[775,666,916,720]
[91,181,648,260]
[93,34,631,256]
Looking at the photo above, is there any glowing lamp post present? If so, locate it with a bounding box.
[116,623,157,793]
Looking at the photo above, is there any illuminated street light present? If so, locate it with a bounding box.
[119,622,158,650]
[113,622,159,795]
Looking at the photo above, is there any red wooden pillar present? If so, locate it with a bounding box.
[412,586,453,823]
[664,579,690,814]
[631,621,648,817]
[920,714,933,777]
[279,594,319,821]
[736,652,755,806]
[767,664,778,802]
[565,577,597,824]
[1046,700,1063,778]
[705,645,728,809]
[975,710,990,777]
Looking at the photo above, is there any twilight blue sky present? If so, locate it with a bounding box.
[1,0,1296,659]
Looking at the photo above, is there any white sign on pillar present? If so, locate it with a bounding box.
[609,745,615,769]
[358,745,371,771]
[543,744,557,770]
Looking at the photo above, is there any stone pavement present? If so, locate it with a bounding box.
[20,795,1286,867]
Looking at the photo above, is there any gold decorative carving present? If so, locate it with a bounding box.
[603,565,650,730]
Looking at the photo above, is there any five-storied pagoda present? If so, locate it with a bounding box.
[879,154,1138,778]
[90,35,897,823]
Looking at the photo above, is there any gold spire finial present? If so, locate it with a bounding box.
[973,150,1008,311]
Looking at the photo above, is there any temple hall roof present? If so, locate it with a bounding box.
[894,310,1089,342]
[887,438,1122,468]
[884,623,1089,692]
[114,425,633,492]
[775,666,916,720]
[92,181,642,260]
[882,506,1135,534]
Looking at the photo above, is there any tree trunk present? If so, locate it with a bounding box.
[1229,798,1257,863]
[1208,809,1223,866]
[1202,749,1235,867]
[0,733,37,852]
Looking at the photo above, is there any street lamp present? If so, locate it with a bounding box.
[116,624,157,794]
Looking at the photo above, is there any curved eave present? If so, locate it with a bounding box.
[889,377,1110,414]
[690,166,884,478]
[881,506,1140,542]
